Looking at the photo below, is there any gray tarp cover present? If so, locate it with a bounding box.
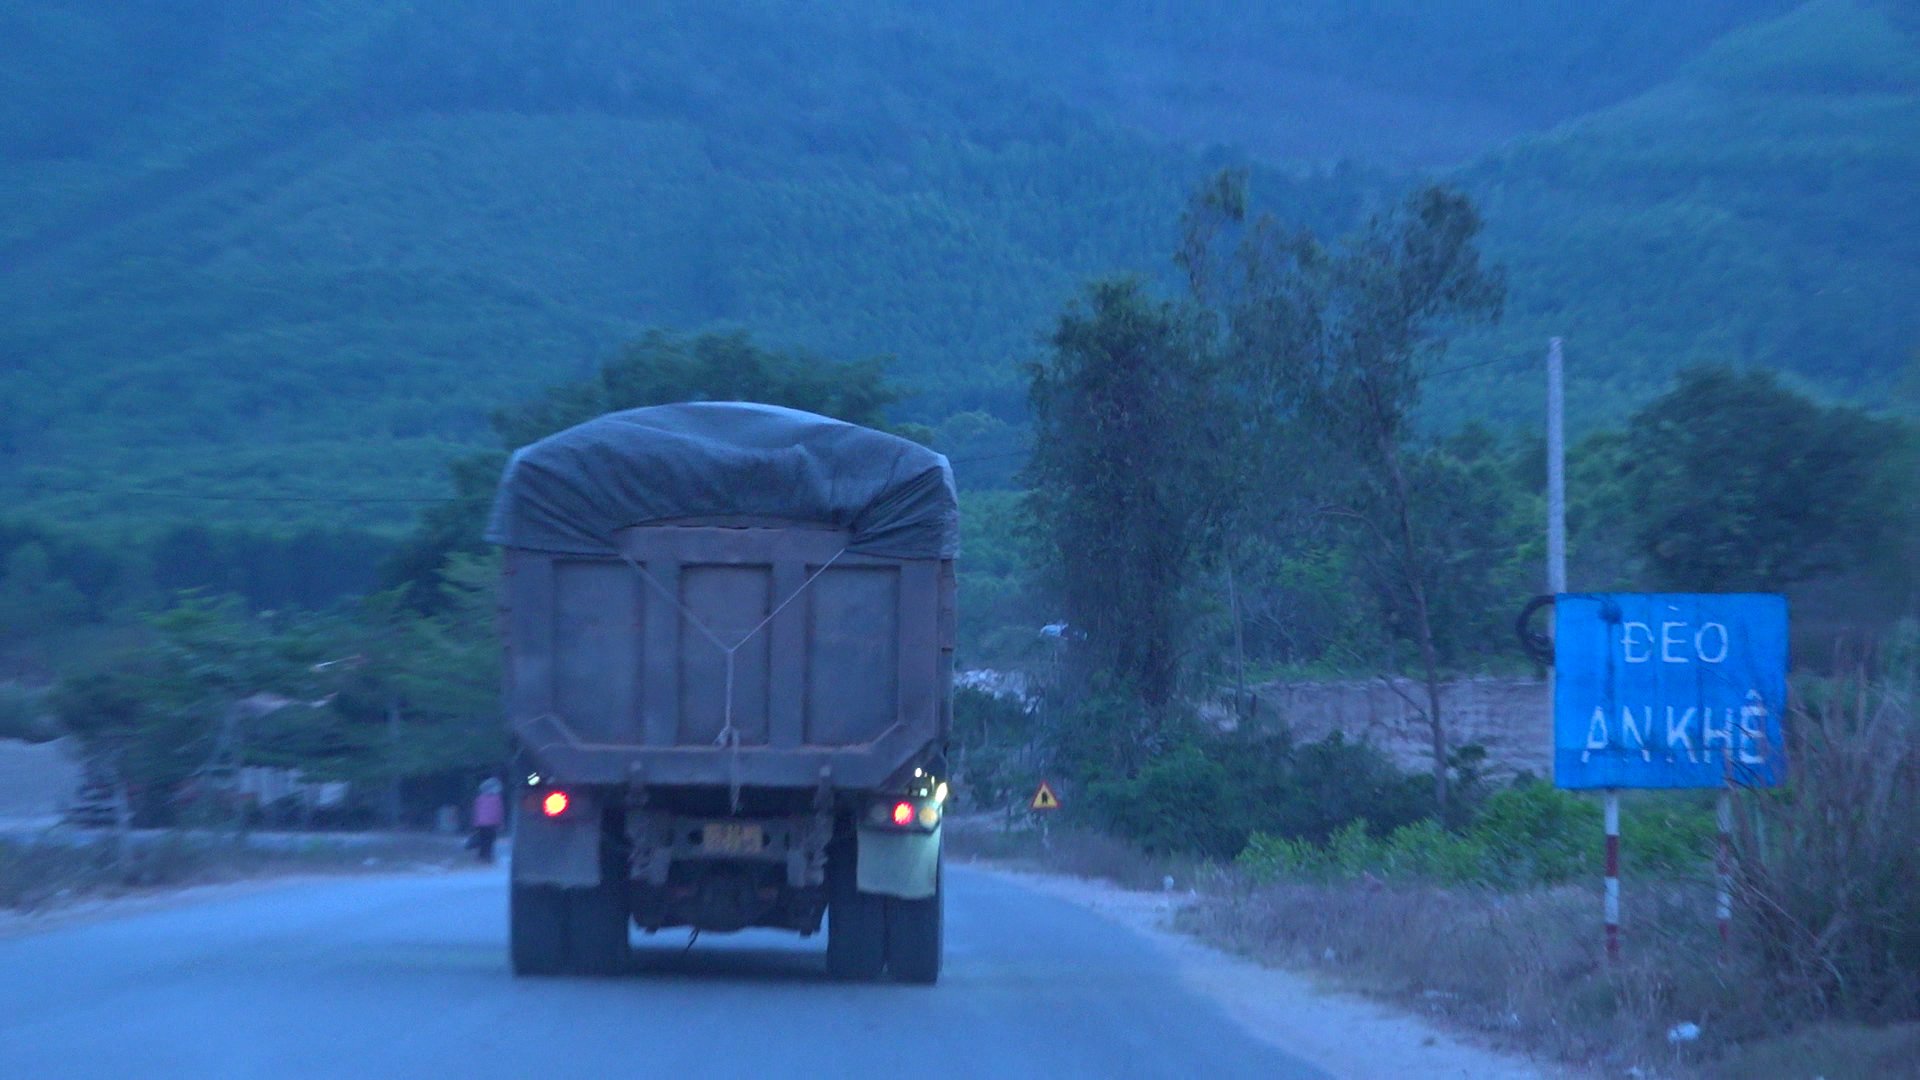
[485,402,958,559]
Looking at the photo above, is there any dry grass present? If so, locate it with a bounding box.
[1701,1020,1920,1080]
[1730,674,1919,1020]
[972,814,1920,1075]
[1180,875,1813,1073]
[953,674,1917,1074]
[0,830,468,912]
[1176,675,1919,1075]
[945,815,1207,892]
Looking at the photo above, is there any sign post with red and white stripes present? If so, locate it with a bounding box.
[1603,790,1621,961]
[1542,340,1787,962]
[1554,594,1786,962]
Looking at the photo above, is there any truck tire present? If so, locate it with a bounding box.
[825,839,885,980]
[885,860,942,985]
[564,881,630,976]
[510,883,568,976]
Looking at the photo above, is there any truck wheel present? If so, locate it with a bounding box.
[510,883,567,976]
[886,861,942,985]
[564,882,630,976]
[826,839,885,980]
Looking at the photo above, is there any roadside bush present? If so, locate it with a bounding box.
[1240,781,1716,889]
[1065,711,1714,885]
[1250,732,1433,844]
[1241,819,1487,884]
[1236,831,1325,880]
[1086,743,1242,858]
[1118,670,1919,1072]
[1087,731,1434,859]
[1381,818,1490,882]
[1469,782,1599,885]
[1732,673,1920,1018]
[1618,791,1717,878]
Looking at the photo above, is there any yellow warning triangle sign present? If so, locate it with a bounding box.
[1029,780,1061,811]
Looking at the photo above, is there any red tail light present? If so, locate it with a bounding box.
[890,800,914,827]
[541,791,570,818]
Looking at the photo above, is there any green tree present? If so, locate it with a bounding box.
[309,558,506,823]
[1024,278,1234,725]
[1214,180,1506,812]
[954,489,1047,666]
[48,578,508,826]
[49,595,334,824]
[1403,427,1538,665]
[1621,365,1903,592]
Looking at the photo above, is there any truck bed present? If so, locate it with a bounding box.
[504,523,954,792]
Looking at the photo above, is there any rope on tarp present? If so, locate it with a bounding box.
[618,547,848,812]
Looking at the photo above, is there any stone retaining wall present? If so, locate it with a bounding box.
[0,737,83,823]
[1249,677,1550,779]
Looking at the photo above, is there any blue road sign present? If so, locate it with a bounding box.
[1554,593,1788,790]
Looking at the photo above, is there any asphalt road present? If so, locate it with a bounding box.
[0,864,1326,1079]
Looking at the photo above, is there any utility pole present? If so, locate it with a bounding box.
[1547,337,1566,596]
[1548,336,1616,960]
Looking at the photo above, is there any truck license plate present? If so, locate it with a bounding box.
[701,822,764,855]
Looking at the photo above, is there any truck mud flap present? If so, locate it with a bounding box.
[512,809,602,887]
[855,823,941,900]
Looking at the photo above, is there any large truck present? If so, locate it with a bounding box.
[486,402,957,983]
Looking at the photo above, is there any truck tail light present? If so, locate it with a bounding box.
[873,796,940,831]
[541,790,571,818]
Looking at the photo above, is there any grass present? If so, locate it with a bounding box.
[953,668,1917,1076]
[945,814,1208,893]
[976,819,1920,1077]
[1182,876,1782,1072]
[1701,1021,1920,1080]
[0,829,469,913]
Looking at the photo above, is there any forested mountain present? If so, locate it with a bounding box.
[0,1,1253,528]
[908,0,1806,166]
[1443,0,1920,426]
[1,0,1913,535]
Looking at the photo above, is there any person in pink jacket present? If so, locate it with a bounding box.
[470,777,505,863]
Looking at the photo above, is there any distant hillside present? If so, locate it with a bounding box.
[1437,0,1920,428]
[1,1,1353,529]
[0,0,1912,536]
[909,0,1803,166]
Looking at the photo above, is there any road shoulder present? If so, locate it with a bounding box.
[967,861,1567,1080]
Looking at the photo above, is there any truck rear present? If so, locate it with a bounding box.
[486,402,957,982]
